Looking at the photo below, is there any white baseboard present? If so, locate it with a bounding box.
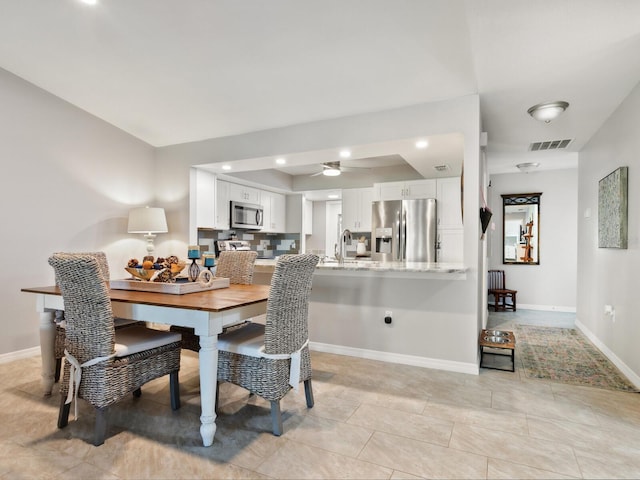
[0,346,40,364]
[517,304,577,313]
[575,319,640,389]
[310,342,479,375]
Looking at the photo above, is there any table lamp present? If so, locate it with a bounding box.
[127,206,168,254]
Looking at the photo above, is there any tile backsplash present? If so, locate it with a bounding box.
[197,229,300,257]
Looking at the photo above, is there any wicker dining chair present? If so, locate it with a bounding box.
[53,251,136,382]
[49,253,182,446]
[171,250,258,352]
[216,253,319,436]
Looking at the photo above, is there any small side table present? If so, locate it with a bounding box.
[479,329,515,372]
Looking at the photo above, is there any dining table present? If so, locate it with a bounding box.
[21,282,270,447]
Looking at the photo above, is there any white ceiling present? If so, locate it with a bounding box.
[1,0,639,176]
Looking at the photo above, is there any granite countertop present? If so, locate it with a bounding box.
[254,258,467,277]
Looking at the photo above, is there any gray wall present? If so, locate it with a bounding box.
[0,68,156,355]
[488,169,578,311]
[577,80,640,383]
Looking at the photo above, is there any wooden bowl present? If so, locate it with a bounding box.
[124,267,157,281]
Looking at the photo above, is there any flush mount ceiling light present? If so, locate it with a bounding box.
[527,101,569,123]
[415,140,428,149]
[339,149,351,158]
[516,162,540,173]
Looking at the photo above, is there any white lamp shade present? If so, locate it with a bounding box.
[127,207,168,233]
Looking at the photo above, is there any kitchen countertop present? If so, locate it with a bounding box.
[254,258,467,279]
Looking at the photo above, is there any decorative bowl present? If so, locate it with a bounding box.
[125,267,157,281]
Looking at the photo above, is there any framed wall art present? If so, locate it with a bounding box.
[598,166,628,249]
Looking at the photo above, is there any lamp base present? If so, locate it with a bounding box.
[143,233,156,255]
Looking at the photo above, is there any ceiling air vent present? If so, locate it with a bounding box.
[433,164,450,172]
[529,139,573,151]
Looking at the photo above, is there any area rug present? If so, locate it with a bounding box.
[514,325,639,392]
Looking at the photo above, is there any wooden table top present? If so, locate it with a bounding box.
[21,283,270,313]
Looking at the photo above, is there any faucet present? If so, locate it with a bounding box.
[335,229,353,264]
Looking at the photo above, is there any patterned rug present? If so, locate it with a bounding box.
[514,325,639,392]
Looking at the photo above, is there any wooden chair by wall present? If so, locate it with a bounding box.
[488,269,517,312]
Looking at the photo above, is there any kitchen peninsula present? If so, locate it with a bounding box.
[253,258,476,374]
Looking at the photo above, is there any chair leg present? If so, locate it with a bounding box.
[57,395,70,429]
[132,388,142,398]
[94,407,108,446]
[54,358,61,383]
[304,379,314,408]
[270,400,283,436]
[170,371,180,410]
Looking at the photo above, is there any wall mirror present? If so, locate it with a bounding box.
[502,193,541,265]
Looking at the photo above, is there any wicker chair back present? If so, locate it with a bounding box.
[264,254,319,355]
[214,250,258,284]
[49,253,116,364]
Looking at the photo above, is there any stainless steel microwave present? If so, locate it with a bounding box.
[230,201,263,229]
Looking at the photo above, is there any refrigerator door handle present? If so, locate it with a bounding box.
[400,208,407,261]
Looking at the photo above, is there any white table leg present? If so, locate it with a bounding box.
[198,334,219,446]
[39,310,56,396]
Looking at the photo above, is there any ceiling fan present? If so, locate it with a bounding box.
[310,161,369,177]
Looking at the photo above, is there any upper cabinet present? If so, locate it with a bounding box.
[374,179,436,201]
[303,196,313,235]
[214,179,230,230]
[261,190,286,233]
[436,177,463,229]
[228,182,261,204]
[191,168,216,230]
[342,187,373,232]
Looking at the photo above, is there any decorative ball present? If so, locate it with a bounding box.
[142,260,154,270]
[127,258,140,268]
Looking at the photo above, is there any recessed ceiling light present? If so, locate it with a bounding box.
[80,0,98,5]
[415,140,428,149]
[339,149,351,158]
[221,165,231,171]
[275,157,286,165]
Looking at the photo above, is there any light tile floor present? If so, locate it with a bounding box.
[1,310,639,479]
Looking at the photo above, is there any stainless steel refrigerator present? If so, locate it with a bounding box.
[371,198,437,262]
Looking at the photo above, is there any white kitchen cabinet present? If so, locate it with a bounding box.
[437,229,464,263]
[228,182,261,204]
[341,187,373,232]
[261,190,286,233]
[303,196,313,235]
[436,176,463,229]
[191,168,216,230]
[214,179,230,230]
[374,179,436,201]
